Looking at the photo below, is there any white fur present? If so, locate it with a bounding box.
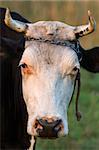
[20,41,80,139]
[26,21,76,41]
[28,136,35,150]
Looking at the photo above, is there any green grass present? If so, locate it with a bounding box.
[36,69,99,150]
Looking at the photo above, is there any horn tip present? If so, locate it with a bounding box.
[5,8,10,17]
[88,10,91,16]
[88,10,96,30]
[4,8,11,26]
[6,7,10,11]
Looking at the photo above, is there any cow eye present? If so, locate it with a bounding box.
[62,67,79,78]
[19,63,28,68]
[19,63,35,75]
[71,67,79,76]
[73,67,78,72]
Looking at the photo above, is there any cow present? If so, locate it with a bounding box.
[1,7,99,150]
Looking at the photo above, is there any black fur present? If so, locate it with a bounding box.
[80,46,99,73]
[0,7,31,149]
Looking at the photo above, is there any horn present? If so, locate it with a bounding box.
[4,8,28,33]
[74,10,96,38]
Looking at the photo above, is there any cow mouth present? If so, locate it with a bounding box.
[37,125,61,139]
[34,118,63,139]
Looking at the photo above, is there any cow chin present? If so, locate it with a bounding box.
[27,114,69,139]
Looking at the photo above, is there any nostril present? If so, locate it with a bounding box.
[37,119,47,127]
[54,122,63,132]
[54,126,61,132]
[34,119,43,130]
[53,119,62,128]
[34,121,38,128]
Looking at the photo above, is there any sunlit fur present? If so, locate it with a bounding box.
[20,41,80,137]
[26,21,76,41]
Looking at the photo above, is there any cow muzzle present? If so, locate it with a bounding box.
[34,117,63,139]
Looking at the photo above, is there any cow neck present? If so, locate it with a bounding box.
[25,37,82,61]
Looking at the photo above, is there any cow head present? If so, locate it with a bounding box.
[4,8,96,140]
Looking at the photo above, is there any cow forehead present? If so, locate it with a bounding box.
[20,41,80,70]
[26,21,75,40]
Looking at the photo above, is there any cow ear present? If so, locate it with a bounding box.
[80,46,99,73]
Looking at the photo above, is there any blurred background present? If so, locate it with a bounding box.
[0,1,99,150]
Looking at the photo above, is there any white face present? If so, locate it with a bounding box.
[19,41,80,137]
